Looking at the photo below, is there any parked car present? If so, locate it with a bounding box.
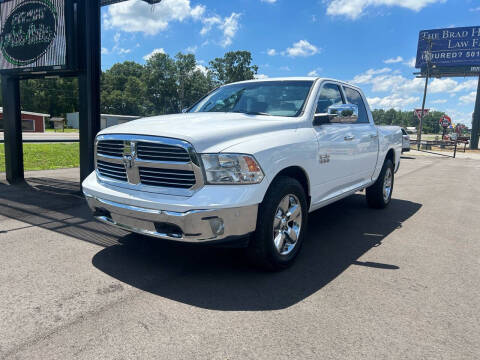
[83,78,402,270]
[401,128,411,152]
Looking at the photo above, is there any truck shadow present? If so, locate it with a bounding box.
[91,194,421,311]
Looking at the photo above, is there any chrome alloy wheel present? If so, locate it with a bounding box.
[273,194,303,256]
[383,167,393,202]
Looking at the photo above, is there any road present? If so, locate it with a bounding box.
[0,155,479,359]
[0,132,79,142]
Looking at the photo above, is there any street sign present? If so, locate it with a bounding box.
[416,27,480,70]
[0,0,76,74]
[415,109,430,121]
[440,115,452,128]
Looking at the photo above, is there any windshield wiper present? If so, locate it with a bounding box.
[232,110,271,116]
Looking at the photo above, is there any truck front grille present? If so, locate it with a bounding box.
[139,167,196,188]
[97,160,127,182]
[95,135,203,194]
[137,142,191,162]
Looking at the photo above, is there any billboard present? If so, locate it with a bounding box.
[0,0,74,73]
[415,27,480,70]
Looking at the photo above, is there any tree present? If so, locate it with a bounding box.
[209,51,258,85]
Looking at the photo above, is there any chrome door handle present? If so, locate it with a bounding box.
[370,134,378,139]
[344,135,355,141]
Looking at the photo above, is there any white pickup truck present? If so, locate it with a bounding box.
[83,78,402,270]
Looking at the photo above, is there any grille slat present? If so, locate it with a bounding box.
[137,141,190,162]
[139,167,196,188]
[96,138,199,190]
[97,160,127,181]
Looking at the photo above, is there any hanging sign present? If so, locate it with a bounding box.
[0,0,75,74]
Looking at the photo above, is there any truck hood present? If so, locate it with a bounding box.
[99,112,300,153]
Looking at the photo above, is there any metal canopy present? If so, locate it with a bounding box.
[1,0,163,185]
[100,0,162,6]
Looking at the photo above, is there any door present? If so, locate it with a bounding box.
[311,82,359,204]
[342,86,379,183]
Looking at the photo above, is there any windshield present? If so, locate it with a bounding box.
[189,80,314,117]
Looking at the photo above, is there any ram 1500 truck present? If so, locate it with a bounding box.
[83,78,402,270]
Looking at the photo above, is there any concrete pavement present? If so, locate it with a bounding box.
[0,156,479,359]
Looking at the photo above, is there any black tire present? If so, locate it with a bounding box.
[247,176,308,271]
[366,159,394,209]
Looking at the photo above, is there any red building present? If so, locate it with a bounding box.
[0,108,50,133]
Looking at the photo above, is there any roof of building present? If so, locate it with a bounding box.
[0,107,50,117]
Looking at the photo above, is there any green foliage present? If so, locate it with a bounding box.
[0,50,257,119]
[209,51,258,85]
[372,108,447,134]
[0,143,79,172]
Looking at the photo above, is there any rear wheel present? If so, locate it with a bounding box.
[366,159,394,209]
[247,177,308,271]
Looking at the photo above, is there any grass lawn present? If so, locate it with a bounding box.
[0,143,79,172]
[45,128,79,133]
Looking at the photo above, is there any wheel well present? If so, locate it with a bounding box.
[271,166,311,207]
[386,148,395,165]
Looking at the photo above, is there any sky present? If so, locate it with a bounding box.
[100,0,480,126]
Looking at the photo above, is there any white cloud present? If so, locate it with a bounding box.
[368,95,419,109]
[219,13,241,47]
[104,0,205,35]
[326,0,444,20]
[261,0,277,3]
[280,66,291,71]
[195,64,208,75]
[308,67,322,77]
[101,47,109,55]
[284,40,320,57]
[432,99,448,104]
[403,57,416,68]
[185,46,198,54]
[352,68,477,96]
[460,92,477,105]
[267,48,277,56]
[143,48,166,61]
[200,12,241,47]
[254,74,269,79]
[384,56,404,64]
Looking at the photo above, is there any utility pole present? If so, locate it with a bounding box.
[471,75,480,150]
[417,40,432,151]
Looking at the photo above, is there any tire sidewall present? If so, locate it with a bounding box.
[258,178,308,267]
[382,160,394,205]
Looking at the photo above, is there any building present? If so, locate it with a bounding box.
[0,108,50,133]
[66,113,141,130]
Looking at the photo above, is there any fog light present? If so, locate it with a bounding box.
[209,218,225,236]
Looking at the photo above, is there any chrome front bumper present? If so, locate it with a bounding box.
[85,194,258,243]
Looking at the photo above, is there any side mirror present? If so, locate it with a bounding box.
[328,104,359,124]
[182,108,188,113]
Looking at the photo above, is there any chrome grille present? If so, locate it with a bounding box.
[96,140,124,157]
[139,168,196,188]
[137,142,191,162]
[95,135,203,195]
[97,160,127,181]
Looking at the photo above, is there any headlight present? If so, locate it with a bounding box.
[201,154,264,184]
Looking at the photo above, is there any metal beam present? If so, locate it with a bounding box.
[100,0,161,6]
[1,75,24,184]
[78,0,101,183]
[471,76,480,150]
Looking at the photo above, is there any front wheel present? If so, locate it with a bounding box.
[247,177,308,271]
[366,159,394,209]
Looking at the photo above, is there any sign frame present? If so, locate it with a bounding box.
[0,0,78,76]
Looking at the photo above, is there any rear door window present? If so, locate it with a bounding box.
[343,87,369,124]
[316,83,344,113]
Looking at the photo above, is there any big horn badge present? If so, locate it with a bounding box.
[0,0,58,66]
